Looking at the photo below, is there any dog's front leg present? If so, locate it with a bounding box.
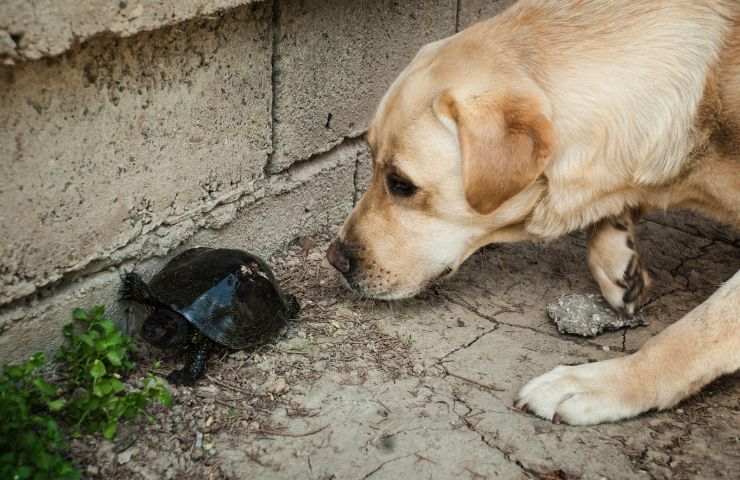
[516,270,740,425]
[587,209,651,315]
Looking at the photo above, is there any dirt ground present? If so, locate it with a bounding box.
[72,212,740,480]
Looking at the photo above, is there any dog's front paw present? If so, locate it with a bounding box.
[588,215,651,316]
[515,357,653,425]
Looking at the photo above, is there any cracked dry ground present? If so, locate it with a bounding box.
[72,212,740,480]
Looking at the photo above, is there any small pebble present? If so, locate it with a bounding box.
[547,293,647,337]
[191,448,204,461]
[117,446,138,465]
[266,377,289,394]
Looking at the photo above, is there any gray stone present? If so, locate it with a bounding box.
[0,5,272,307]
[270,0,457,172]
[0,1,261,63]
[546,293,647,337]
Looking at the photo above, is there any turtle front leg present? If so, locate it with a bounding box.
[166,332,212,386]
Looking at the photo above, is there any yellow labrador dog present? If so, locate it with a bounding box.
[327,0,740,425]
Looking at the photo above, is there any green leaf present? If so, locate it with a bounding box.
[47,399,66,412]
[90,360,106,380]
[109,378,125,394]
[14,466,32,479]
[92,383,106,398]
[92,378,124,398]
[5,365,24,380]
[33,378,56,397]
[102,422,117,440]
[99,319,117,336]
[158,388,173,407]
[91,305,105,316]
[79,332,96,347]
[29,352,46,367]
[72,308,88,322]
[101,337,124,355]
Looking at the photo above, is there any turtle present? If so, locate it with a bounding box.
[119,247,299,385]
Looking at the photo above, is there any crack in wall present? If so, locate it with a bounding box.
[352,148,361,207]
[454,0,462,32]
[264,0,281,175]
[269,131,367,177]
[1,1,262,65]
[0,135,362,320]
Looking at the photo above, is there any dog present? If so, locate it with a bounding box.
[326,0,740,425]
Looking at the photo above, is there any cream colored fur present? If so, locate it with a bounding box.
[331,0,740,424]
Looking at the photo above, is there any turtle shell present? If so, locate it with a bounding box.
[148,247,295,349]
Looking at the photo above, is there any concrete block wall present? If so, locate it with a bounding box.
[0,0,512,361]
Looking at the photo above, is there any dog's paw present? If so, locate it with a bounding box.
[588,217,651,316]
[515,357,651,425]
[612,253,651,315]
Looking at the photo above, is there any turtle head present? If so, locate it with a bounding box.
[141,308,191,349]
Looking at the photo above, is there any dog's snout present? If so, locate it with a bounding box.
[326,239,353,274]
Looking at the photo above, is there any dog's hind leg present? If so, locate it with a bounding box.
[587,209,651,316]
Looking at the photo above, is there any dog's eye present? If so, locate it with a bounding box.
[387,173,417,197]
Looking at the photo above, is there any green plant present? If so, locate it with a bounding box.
[0,305,172,479]
[0,353,79,480]
[57,306,172,439]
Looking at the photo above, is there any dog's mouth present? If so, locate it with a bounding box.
[339,265,456,300]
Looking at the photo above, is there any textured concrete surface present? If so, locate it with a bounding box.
[0,0,509,362]
[0,5,272,308]
[191,139,369,255]
[270,0,457,172]
[0,141,366,363]
[457,0,516,30]
[68,211,739,479]
[0,0,260,64]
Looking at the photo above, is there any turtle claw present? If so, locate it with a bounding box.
[285,294,301,318]
[166,368,197,386]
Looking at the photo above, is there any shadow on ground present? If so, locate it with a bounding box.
[73,212,740,479]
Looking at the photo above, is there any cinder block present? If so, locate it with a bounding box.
[0,0,260,64]
[192,139,366,254]
[457,0,516,30]
[0,139,363,362]
[0,5,272,307]
[270,0,457,172]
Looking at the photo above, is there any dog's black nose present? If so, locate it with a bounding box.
[326,239,353,274]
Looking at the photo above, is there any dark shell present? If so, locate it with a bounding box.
[147,247,297,349]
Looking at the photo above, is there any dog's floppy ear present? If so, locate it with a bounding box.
[434,90,555,214]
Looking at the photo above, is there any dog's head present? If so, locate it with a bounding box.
[327,38,555,299]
